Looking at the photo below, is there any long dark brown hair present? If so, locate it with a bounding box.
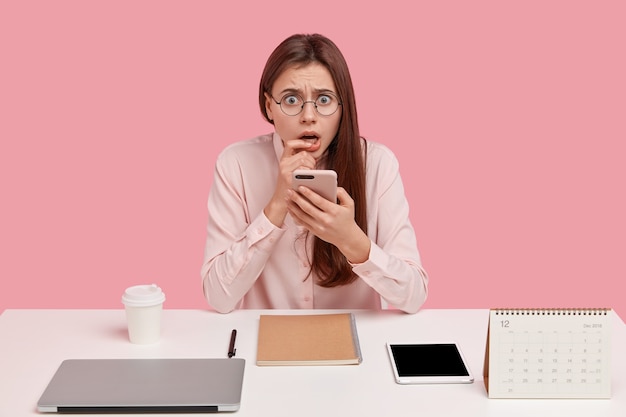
[259,33,367,287]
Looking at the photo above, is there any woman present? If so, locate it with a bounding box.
[201,33,428,313]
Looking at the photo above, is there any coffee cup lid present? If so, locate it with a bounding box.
[122,284,166,307]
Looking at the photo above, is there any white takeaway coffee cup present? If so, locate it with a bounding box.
[121,284,166,344]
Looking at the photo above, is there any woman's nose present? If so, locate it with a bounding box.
[299,101,318,122]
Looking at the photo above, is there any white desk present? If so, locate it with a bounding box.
[1,309,624,416]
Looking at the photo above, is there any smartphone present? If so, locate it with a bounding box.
[386,342,474,384]
[292,169,337,202]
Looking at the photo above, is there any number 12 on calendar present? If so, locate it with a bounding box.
[483,308,612,399]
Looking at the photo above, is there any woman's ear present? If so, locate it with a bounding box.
[264,92,274,122]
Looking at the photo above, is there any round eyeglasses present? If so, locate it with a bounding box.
[270,92,342,116]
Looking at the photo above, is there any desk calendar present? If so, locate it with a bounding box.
[483,308,611,398]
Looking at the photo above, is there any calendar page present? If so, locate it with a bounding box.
[483,308,611,399]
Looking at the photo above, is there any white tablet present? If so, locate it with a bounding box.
[386,343,474,384]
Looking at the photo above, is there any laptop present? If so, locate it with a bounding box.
[37,358,245,413]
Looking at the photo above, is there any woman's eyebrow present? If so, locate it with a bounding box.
[313,88,337,95]
[277,87,302,96]
[277,87,337,96]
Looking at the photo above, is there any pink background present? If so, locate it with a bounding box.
[1,1,624,317]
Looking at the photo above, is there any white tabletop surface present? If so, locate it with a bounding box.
[1,308,624,416]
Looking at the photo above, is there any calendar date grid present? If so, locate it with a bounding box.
[494,329,607,394]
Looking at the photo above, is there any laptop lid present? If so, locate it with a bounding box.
[37,358,245,413]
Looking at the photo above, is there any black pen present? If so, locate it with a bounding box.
[228,329,237,358]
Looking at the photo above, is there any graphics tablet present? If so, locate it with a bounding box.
[386,343,474,384]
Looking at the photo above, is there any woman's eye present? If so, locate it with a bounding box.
[283,95,300,105]
[317,95,332,105]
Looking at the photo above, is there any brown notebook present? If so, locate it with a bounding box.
[256,313,362,366]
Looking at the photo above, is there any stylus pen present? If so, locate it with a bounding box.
[228,329,237,358]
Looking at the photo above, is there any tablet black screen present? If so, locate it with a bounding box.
[390,344,470,377]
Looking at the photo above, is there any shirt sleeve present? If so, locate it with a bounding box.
[351,145,428,313]
[200,154,285,313]
[352,243,428,314]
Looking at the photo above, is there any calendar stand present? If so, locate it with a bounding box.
[483,308,612,399]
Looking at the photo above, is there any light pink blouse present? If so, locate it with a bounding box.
[201,133,428,313]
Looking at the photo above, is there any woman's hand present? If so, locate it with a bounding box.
[264,139,316,227]
[286,186,371,264]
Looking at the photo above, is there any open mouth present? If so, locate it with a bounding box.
[298,133,321,152]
